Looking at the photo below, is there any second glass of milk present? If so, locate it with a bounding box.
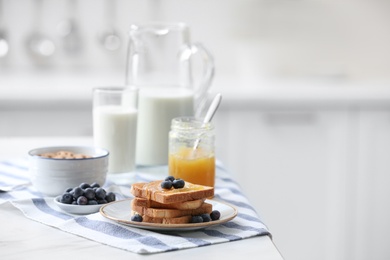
[93,86,138,184]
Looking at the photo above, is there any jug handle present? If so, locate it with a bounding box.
[186,42,215,117]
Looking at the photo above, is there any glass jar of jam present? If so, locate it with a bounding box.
[168,117,215,187]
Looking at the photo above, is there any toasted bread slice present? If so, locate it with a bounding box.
[131,210,192,224]
[131,200,212,218]
[130,180,214,204]
[132,197,205,210]
[141,214,192,224]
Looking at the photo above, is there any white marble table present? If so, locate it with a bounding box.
[0,136,283,260]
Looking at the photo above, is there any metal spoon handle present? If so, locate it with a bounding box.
[202,93,222,125]
[193,93,222,150]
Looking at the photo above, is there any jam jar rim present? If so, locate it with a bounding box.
[171,117,214,131]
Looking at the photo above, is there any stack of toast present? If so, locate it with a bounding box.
[130,179,214,224]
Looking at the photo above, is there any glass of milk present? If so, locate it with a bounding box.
[93,86,138,184]
[126,22,215,166]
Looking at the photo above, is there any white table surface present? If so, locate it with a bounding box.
[0,136,283,260]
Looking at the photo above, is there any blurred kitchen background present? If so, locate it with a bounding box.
[1,0,390,259]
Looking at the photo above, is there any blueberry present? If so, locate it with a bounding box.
[210,210,221,221]
[165,176,175,182]
[77,196,88,205]
[160,180,173,189]
[172,179,185,189]
[90,182,100,188]
[97,199,108,204]
[95,187,106,200]
[72,187,84,199]
[79,183,90,189]
[191,215,203,223]
[65,187,73,193]
[87,200,98,205]
[201,213,211,222]
[72,201,77,205]
[105,192,116,203]
[84,188,95,200]
[131,214,143,222]
[60,193,73,204]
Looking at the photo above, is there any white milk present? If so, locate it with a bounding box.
[136,87,194,165]
[93,106,138,173]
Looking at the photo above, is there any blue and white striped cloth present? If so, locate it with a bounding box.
[0,159,270,254]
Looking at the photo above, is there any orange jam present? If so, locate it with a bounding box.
[169,147,215,187]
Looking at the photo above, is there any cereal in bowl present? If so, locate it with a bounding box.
[38,151,91,159]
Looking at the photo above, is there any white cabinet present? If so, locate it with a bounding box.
[214,106,390,260]
[0,101,92,136]
[354,110,390,260]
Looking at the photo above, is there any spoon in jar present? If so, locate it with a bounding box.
[193,93,222,151]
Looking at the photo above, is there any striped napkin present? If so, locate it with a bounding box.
[0,159,270,254]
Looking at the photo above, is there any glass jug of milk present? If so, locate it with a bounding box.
[126,22,214,166]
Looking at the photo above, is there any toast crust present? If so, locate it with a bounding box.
[130,181,214,204]
[132,197,205,210]
[131,210,192,224]
[142,214,192,224]
[131,200,212,218]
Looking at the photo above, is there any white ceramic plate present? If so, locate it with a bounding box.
[100,199,238,231]
[54,196,103,214]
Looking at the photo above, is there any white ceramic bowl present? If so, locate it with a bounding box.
[54,196,103,214]
[28,146,109,196]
